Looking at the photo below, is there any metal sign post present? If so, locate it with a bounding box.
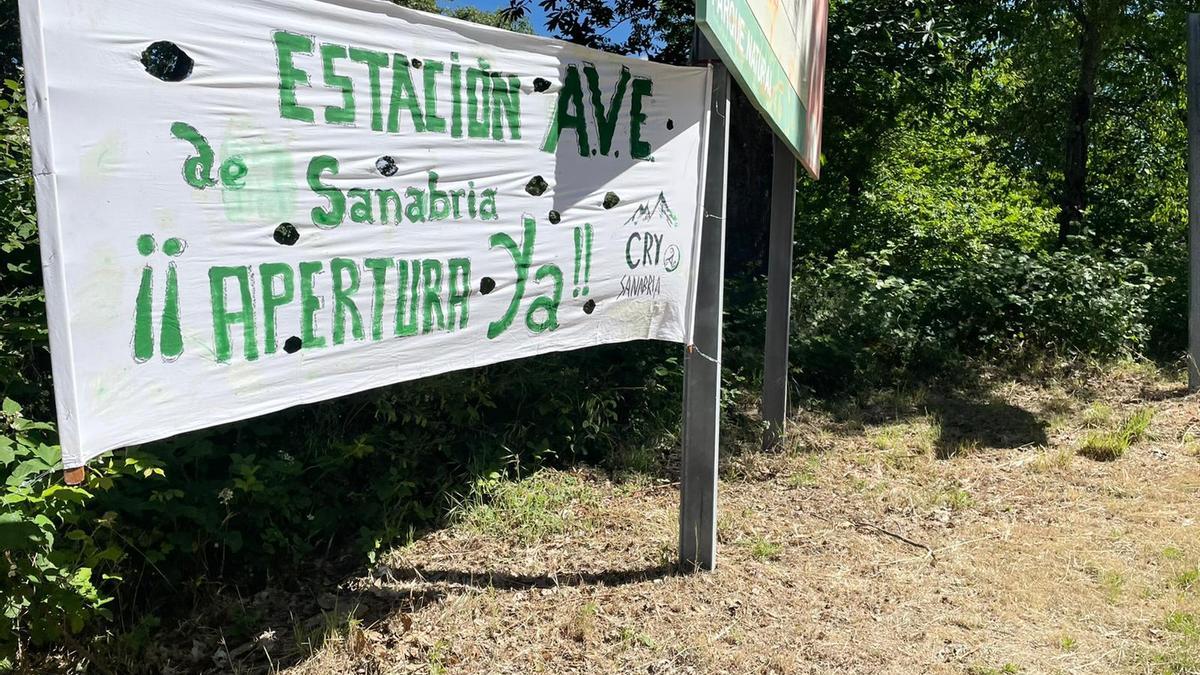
[681,1,826,569]
[680,36,730,572]
[1188,13,1200,393]
[762,137,797,449]
[695,0,825,457]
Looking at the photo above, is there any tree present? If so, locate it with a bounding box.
[820,1,976,203]
[988,0,1194,244]
[502,0,694,62]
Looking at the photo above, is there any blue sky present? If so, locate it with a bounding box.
[441,0,551,35]
[438,1,645,55]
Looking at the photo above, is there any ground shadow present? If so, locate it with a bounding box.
[1137,383,1193,402]
[374,561,674,590]
[805,380,1050,461]
[926,397,1049,459]
[239,562,673,673]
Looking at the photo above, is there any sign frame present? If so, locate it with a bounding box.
[695,0,828,178]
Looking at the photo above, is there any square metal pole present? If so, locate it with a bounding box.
[1188,14,1200,392]
[680,41,730,572]
[762,136,797,450]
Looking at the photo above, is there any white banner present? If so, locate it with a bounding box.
[20,0,711,468]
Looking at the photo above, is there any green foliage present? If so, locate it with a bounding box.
[860,103,1058,252]
[0,78,45,407]
[0,397,163,669]
[0,4,20,81]
[736,241,1156,393]
[1166,612,1200,638]
[1174,566,1200,591]
[88,341,680,584]
[1121,407,1154,443]
[502,0,694,62]
[0,398,91,669]
[1077,431,1128,462]
[393,0,531,32]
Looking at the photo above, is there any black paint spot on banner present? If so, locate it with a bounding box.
[603,192,620,209]
[411,58,423,69]
[525,175,549,196]
[273,223,300,246]
[480,277,497,295]
[666,118,675,130]
[141,41,194,82]
[376,156,398,176]
[283,336,303,354]
[583,299,596,315]
[548,210,561,224]
[533,77,552,92]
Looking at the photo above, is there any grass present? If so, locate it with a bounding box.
[426,638,452,675]
[1148,650,1200,674]
[608,444,661,478]
[1098,570,1126,603]
[617,626,656,649]
[454,471,599,543]
[786,456,821,488]
[1031,447,1073,472]
[1146,612,1200,674]
[1123,407,1155,441]
[967,664,1021,675]
[944,439,982,459]
[866,418,939,460]
[1182,433,1200,459]
[716,510,738,544]
[1081,402,1116,428]
[928,483,973,511]
[1174,567,1200,592]
[287,603,362,664]
[1077,432,1129,461]
[1077,407,1155,461]
[1042,390,1075,417]
[269,366,1200,675]
[748,536,782,562]
[562,602,599,643]
[1165,612,1200,638]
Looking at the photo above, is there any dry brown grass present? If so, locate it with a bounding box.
[253,365,1200,674]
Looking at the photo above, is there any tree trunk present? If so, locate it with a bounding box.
[1058,9,1103,245]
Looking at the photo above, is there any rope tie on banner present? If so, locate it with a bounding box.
[687,343,720,366]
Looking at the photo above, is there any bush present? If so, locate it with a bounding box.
[0,78,45,406]
[736,240,1158,393]
[0,397,165,669]
[91,341,683,585]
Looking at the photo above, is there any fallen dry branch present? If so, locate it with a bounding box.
[853,520,935,562]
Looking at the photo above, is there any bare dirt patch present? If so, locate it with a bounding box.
[244,366,1200,674]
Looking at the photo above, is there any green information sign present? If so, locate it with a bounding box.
[696,0,827,178]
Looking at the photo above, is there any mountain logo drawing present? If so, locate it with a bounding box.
[623,191,678,229]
